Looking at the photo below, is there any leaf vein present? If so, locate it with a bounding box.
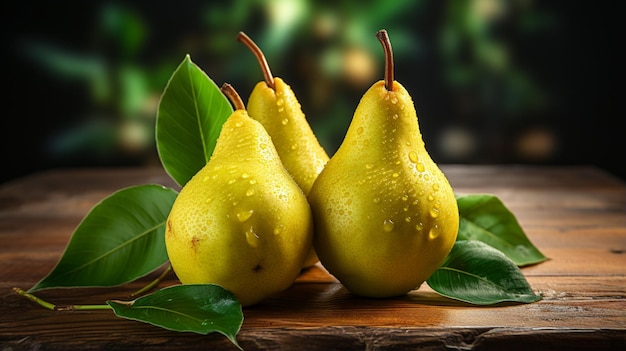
[55,222,164,282]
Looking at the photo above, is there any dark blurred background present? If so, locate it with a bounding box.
[3,0,622,184]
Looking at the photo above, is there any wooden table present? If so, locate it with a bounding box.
[1,166,624,350]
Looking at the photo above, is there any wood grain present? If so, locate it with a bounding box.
[1,166,625,350]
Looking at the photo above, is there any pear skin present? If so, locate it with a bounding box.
[308,30,458,298]
[247,77,328,194]
[239,32,329,268]
[165,85,313,306]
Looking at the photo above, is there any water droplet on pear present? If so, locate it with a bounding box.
[383,219,395,232]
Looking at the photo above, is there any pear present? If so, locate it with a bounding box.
[238,31,329,268]
[308,30,459,298]
[165,83,313,307]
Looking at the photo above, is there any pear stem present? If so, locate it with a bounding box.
[221,83,246,111]
[376,29,395,91]
[237,31,276,90]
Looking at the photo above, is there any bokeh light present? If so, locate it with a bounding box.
[3,0,621,183]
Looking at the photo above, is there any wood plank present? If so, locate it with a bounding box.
[1,166,625,350]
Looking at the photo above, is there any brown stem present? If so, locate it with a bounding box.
[237,31,275,90]
[376,29,394,91]
[220,83,246,111]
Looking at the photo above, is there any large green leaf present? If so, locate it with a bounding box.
[29,184,178,292]
[456,193,548,266]
[108,284,242,349]
[156,54,233,187]
[427,240,542,305]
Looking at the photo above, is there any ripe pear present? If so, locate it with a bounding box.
[308,30,459,298]
[165,84,313,307]
[238,32,329,268]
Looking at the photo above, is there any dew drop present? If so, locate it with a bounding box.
[365,163,374,169]
[234,120,243,127]
[401,195,408,201]
[236,209,254,222]
[291,144,297,150]
[273,224,284,235]
[246,188,255,197]
[205,197,212,203]
[432,183,440,191]
[383,219,395,232]
[278,107,285,112]
[415,222,424,231]
[429,207,440,218]
[357,126,364,134]
[390,96,398,104]
[429,224,440,239]
[405,216,412,222]
[281,118,289,125]
[203,176,211,182]
[276,98,284,106]
[228,179,236,185]
[373,197,381,204]
[241,173,249,179]
[409,151,418,163]
[245,227,260,248]
[428,194,435,202]
[392,113,399,120]
[416,162,425,172]
[392,173,399,178]
[515,245,531,256]
[249,179,257,185]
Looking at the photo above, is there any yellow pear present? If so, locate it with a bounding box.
[238,31,329,268]
[308,30,459,298]
[165,84,313,306]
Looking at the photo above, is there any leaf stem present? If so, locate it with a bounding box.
[13,287,112,311]
[237,31,275,90]
[376,29,395,91]
[130,264,173,297]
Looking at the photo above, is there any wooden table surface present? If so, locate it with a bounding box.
[1,165,624,350]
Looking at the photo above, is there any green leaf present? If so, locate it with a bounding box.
[427,240,542,305]
[456,193,548,266]
[108,284,242,349]
[156,54,233,187]
[29,185,178,292]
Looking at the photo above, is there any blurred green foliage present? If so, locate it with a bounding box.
[6,0,621,181]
